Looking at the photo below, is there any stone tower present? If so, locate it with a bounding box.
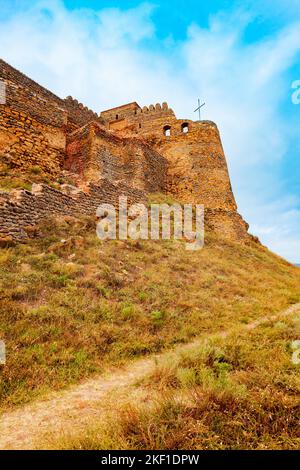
[99,103,249,240]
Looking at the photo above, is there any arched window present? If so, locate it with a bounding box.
[181,122,189,133]
[116,114,119,120]
[163,125,171,137]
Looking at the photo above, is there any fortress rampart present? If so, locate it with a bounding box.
[0,59,251,243]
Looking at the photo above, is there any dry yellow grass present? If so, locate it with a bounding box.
[42,312,300,450]
[38,310,300,450]
[0,211,299,413]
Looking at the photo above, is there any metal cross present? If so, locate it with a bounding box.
[194,99,205,121]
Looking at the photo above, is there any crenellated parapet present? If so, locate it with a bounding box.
[64,96,101,129]
[141,102,174,116]
[100,101,176,133]
[100,101,175,122]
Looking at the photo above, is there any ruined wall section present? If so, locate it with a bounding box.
[204,207,249,242]
[0,59,102,175]
[0,59,67,175]
[65,123,92,176]
[0,180,146,241]
[0,105,66,176]
[65,122,168,193]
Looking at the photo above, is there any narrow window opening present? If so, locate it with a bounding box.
[181,122,189,133]
[116,114,119,120]
[163,125,171,137]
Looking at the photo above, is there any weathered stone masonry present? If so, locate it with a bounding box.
[65,122,168,192]
[0,58,251,243]
[0,59,101,175]
[0,180,146,240]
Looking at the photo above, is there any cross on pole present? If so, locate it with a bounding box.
[194,98,205,121]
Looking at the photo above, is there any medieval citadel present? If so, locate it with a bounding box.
[0,58,250,242]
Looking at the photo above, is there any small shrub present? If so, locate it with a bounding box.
[176,367,197,388]
[151,310,165,327]
[138,292,147,302]
[30,166,42,175]
[96,285,110,299]
[50,274,71,288]
[121,304,135,319]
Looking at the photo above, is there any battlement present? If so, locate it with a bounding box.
[64,96,100,129]
[100,101,175,132]
[100,101,174,120]
[140,102,174,115]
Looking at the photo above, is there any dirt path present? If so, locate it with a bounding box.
[1,303,299,450]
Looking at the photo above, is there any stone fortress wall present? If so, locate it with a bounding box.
[0,59,101,175]
[65,121,168,193]
[0,58,251,243]
[0,180,146,241]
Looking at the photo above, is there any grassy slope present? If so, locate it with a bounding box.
[0,213,300,411]
[47,313,300,450]
[0,161,76,193]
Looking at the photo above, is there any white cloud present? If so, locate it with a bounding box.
[0,0,299,262]
[249,199,300,262]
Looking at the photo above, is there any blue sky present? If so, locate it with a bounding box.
[0,0,299,262]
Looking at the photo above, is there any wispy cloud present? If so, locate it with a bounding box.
[0,0,299,262]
